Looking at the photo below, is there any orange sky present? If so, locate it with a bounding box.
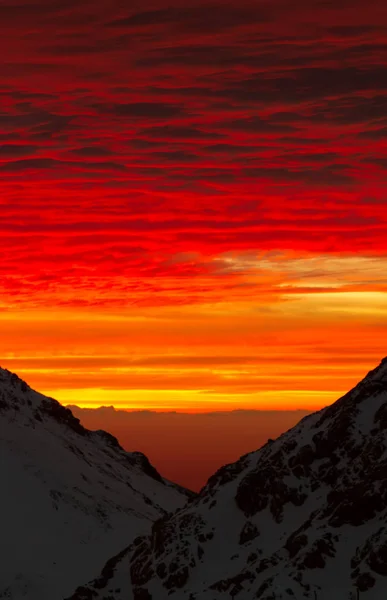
[2,274,387,410]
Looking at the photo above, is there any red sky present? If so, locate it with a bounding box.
[1,0,387,411]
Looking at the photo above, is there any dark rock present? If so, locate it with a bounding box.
[39,399,88,436]
[356,572,376,591]
[156,563,167,579]
[374,402,387,429]
[325,483,386,527]
[209,571,254,592]
[239,521,260,545]
[131,452,165,484]
[204,457,249,495]
[151,516,171,557]
[164,566,189,590]
[288,444,315,468]
[133,587,153,600]
[367,541,387,575]
[302,536,336,569]
[94,430,121,448]
[285,533,308,559]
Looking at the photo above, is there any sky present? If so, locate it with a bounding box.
[1,0,387,411]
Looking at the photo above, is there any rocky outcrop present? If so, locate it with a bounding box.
[0,367,193,600]
[124,358,387,599]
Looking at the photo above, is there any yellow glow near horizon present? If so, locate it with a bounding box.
[1,252,386,412]
[45,388,340,412]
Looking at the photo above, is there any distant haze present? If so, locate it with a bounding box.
[69,407,313,491]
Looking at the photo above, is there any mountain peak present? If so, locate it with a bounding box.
[0,365,29,387]
[0,369,192,600]
[121,359,387,599]
[364,356,387,381]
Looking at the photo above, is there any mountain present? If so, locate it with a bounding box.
[90,357,387,600]
[0,367,193,600]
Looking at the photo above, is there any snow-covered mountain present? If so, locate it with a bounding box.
[0,367,193,600]
[117,357,387,600]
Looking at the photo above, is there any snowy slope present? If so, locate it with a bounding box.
[0,368,193,600]
[64,543,136,600]
[123,358,387,599]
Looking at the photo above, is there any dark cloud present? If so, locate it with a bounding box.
[0,0,80,19]
[0,133,21,142]
[279,151,340,163]
[107,8,175,28]
[215,66,387,105]
[278,136,325,146]
[107,5,269,33]
[365,158,387,168]
[358,127,387,139]
[0,144,38,158]
[8,91,56,101]
[204,144,262,154]
[0,158,59,171]
[308,95,387,125]
[141,125,224,140]
[147,150,200,163]
[81,161,126,171]
[134,42,357,71]
[0,107,74,139]
[104,102,188,119]
[243,165,354,186]
[327,25,383,37]
[68,146,114,157]
[224,116,299,134]
[170,169,237,184]
[130,139,166,149]
[135,46,265,69]
[41,34,134,56]
[0,158,126,172]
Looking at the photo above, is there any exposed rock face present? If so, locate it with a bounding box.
[123,358,387,599]
[0,367,193,600]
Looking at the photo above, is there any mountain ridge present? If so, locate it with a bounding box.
[115,357,387,599]
[0,366,193,600]
[4,359,387,599]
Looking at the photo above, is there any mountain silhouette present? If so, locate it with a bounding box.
[0,367,193,600]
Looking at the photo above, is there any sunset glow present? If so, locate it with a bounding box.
[1,0,387,410]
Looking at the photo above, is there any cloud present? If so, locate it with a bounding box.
[365,158,387,168]
[0,144,38,158]
[0,107,74,139]
[1,0,387,314]
[103,102,188,119]
[242,165,354,186]
[307,95,387,124]
[107,5,270,33]
[147,150,200,163]
[327,25,382,37]
[358,127,387,139]
[223,116,299,134]
[0,158,126,172]
[140,125,224,140]
[68,146,115,157]
[213,66,387,105]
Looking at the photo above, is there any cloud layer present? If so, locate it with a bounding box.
[1,0,386,409]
